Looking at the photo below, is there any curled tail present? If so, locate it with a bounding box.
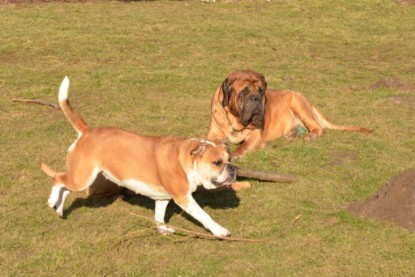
[313,106,373,133]
[59,77,90,136]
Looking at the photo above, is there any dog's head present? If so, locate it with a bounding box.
[190,140,236,189]
[221,70,267,129]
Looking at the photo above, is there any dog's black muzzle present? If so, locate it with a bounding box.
[241,93,264,128]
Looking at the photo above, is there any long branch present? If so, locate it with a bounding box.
[236,167,298,183]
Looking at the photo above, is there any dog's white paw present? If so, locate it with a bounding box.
[48,198,55,208]
[157,225,175,235]
[56,209,64,218]
[210,224,231,237]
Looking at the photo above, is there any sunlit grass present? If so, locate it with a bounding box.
[1,0,415,276]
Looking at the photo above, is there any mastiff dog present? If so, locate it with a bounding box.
[207,70,372,159]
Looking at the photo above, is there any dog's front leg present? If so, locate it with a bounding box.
[176,195,230,237]
[232,129,265,160]
[155,200,174,234]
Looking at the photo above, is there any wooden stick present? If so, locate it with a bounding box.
[13,98,61,110]
[236,166,298,183]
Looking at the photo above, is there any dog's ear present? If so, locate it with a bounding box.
[257,72,267,91]
[191,142,207,157]
[221,77,232,107]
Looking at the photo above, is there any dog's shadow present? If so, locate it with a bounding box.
[64,173,240,227]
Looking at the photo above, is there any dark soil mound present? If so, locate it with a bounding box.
[347,169,415,231]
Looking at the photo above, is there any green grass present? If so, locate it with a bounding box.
[1,0,415,276]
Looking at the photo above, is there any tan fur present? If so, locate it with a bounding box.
[207,70,373,159]
[41,77,237,237]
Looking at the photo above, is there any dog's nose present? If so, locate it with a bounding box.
[252,95,261,103]
[226,164,236,176]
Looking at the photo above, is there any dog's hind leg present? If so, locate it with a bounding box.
[48,165,100,217]
[284,92,324,141]
[49,184,70,217]
[48,174,71,217]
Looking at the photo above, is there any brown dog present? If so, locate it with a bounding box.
[41,77,238,237]
[207,70,372,159]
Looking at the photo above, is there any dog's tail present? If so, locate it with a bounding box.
[39,162,62,178]
[313,106,373,133]
[58,77,90,136]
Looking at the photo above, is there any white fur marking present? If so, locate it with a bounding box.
[58,76,70,103]
[155,200,170,223]
[48,184,70,217]
[187,161,217,190]
[180,195,230,237]
[55,189,70,217]
[191,138,216,147]
[312,106,329,128]
[67,138,79,153]
[123,179,170,200]
[101,171,120,186]
[82,166,101,191]
[213,166,230,184]
[157,225,175,235]
[155,200,175,234]
[48,184,64,208]
[102,171,169,200]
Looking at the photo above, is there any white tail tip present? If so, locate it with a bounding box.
[58,76,70,103]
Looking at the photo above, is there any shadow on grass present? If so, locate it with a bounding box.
[63,175,240,229]
[125,186,240,228]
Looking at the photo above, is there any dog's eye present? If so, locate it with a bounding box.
[213,159,223,167]
[258,88,265,95]
[241,87,250,96]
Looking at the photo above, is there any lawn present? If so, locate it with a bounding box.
[1,0,415,276]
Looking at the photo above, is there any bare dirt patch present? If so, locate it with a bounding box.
[370,76,415,108]
[329,151,358,166]
[320,151,358,167]
[395,0,415,5]
[390,96,415,108]
[347,169,415,231]
[370,76,415,92]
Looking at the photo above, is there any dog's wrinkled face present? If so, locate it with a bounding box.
[221,70,267,129]
[191,140,236,189]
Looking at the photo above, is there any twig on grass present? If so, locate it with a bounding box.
[113,212,302,247]
[129,212,267,243]
[13,98,61,110]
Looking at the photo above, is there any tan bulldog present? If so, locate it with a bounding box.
[41,77,237,237]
